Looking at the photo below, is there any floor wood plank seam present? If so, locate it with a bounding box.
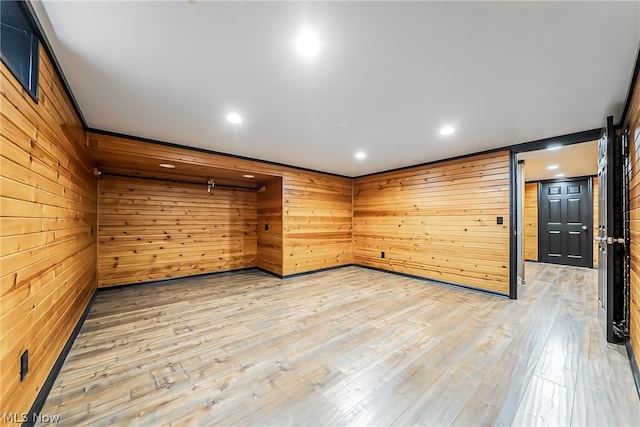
[32,264,640,426]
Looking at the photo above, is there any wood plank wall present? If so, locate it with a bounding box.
[282,171,353,275]
[524,178,598,267]
[628,72,640,371]
[524,182,539,261]
[97,176,258,287]
[88,133,354,278]
[353,151,511,294]
[257,178,283,275]
[1,48,96,419]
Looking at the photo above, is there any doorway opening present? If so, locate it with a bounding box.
[515,140,599,285]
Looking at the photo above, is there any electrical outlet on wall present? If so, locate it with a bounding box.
[20,350,28,381]
[381,251,385,258]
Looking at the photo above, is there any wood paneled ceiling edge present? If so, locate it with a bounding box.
[86,127,604,191]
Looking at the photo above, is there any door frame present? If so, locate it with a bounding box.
[509,128,602,299]
[537,175,594,268]
[599,117,627,343]
[516,160,525,285]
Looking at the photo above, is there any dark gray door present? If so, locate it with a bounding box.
[597,115,626,343]
[538,178,593,267]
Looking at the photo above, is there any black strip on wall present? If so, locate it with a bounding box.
[23,292,96,427]
[509,150,518,299]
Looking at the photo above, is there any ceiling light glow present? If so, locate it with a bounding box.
[440,126,455,136]
[547,164,559,170]
[297,31,320,57]
[243,174,255,179]
[159,163,176,169]
[547,145,562,151]
[227,113,243,124]
[355,151,366,159]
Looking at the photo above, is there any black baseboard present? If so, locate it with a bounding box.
[257,264,357,279]
[23,291,97,427]
[280,264,354,279]
[625,340,640,400]
[98,265,357,290]
[353,264,510,299]
[96,267,259,292]
[255,264,509,301]
[256,267,283,278]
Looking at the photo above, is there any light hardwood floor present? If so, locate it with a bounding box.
[38,263,640,426]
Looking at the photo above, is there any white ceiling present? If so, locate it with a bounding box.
[518,140,598,182]
[32,1,639,177]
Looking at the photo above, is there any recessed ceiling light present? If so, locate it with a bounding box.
[440,126,455,136]
[159,163,176,169]
[296,31,320,57]
[243,174,255,179]
[547,164,559,170]
[547,145,562,151]
[227,113,243,124]
[555,173,565,177]
[355,151,366,159]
